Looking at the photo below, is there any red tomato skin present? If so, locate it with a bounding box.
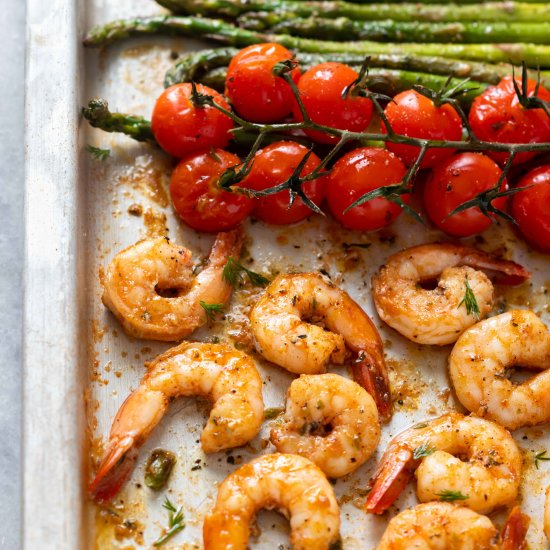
[424,152,507,237]
[225,43,300,123]
[512,165,550,252]
[384,89,463,168]
[469,77,550,165]
[151,83,234,158]
[240,141,327,225]
[169,149,254,233]
[327,147,408,231]
[292,62,373,144]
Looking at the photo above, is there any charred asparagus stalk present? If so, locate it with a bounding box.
[239,13,550,45]
[165,47,550,89]
[83,15,550,67]
[156,0,550,24]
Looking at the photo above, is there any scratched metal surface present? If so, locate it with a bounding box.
[25,0,550,548]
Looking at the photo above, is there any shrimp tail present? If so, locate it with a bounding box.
[461,251,530,286]
[209,227,244,267]
[89,438,139,502]
[500,506,529,550]
[365,447,414,514]
[352,352,392,423]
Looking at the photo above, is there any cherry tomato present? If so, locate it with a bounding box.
[225,43,300,123]
[384,89,463,168]
[292,62,373,144]
[326,147,408,231]
[240,141,327,225]
[169,149,254,232]
[512,165,550,252]
[151,83,234,158]
[469,76,550,165]
[424,152,507,237]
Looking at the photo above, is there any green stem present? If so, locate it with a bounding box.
[239,13,550,45]
[157,0,550,24]
[83,15,550,67]
[165,47,550,90]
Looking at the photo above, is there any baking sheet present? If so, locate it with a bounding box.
[25,1,550,548]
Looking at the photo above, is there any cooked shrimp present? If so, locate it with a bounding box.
[449,309,550,430]
[203,453,340,550]
[378,502,529,550]
[365,413,522,515]
[270,374,380,478]
[372,243,529,345]
[101,228,242,341]
[250,272,391,421]
[89,342,263,501]
[545,486,550,542]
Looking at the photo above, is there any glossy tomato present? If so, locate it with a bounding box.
[512,165,550,252]
[469,76,550,165]
[225,43,300,123]
[151,83,234,158]
[240,141,327,225]
[384,89,463,168]
[327,147,408,231]
[424,152,507,237]
[169,149,254,232]
[293,62,373,144]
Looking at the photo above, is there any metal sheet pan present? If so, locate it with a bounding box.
[24,1,550,548]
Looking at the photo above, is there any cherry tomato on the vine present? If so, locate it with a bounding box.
[293,62,373,144]
[511,165,550,252]
[424,152,507,237]
[240,141,327,225]
[469,76,550,166]
[384,89,463,168]
[225,43,300,123]
[169,149,254,233]
[326,147,408,231]
[151,83,234,158]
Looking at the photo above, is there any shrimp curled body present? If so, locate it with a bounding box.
[372,243,529,345]
[102,228,242,341]
[366,413,522,515]
[203,453,340,550]
[250,272,391,420]
[89,342,263,501]
[449,309,550,430]
[270,373,381,478]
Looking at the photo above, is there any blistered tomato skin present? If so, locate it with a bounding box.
[169,149,254,233]
[292,62,373,144]
[469,76,550,166]
[327,147,408,231]
[512,165,550,253]
[240,141,327,225]
[424,152,507,238]
[384,89,463,168]
[225,43,300,123]
[151,83,234,158]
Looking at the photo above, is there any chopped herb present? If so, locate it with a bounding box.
[310,297,318,311]
[352,435,362,450]
[264,407,284,420]
[535,450,550,469]
[413,422,428,430]
[85,144,110,160]
[200,301,224,322]
[222,257,270,287]
[153,497,185,546]
[457,278,480,319]
[436,489,469,502]
[413,442,436,460]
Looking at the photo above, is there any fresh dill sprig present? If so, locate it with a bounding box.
[457,278,480,319]
[153,497,185,546]
[200,301,224,322]
[535,450,550,469]
[222,257,270,287]
[413,442,436,460]
[436,489,469,502]
[85,144,110,160]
